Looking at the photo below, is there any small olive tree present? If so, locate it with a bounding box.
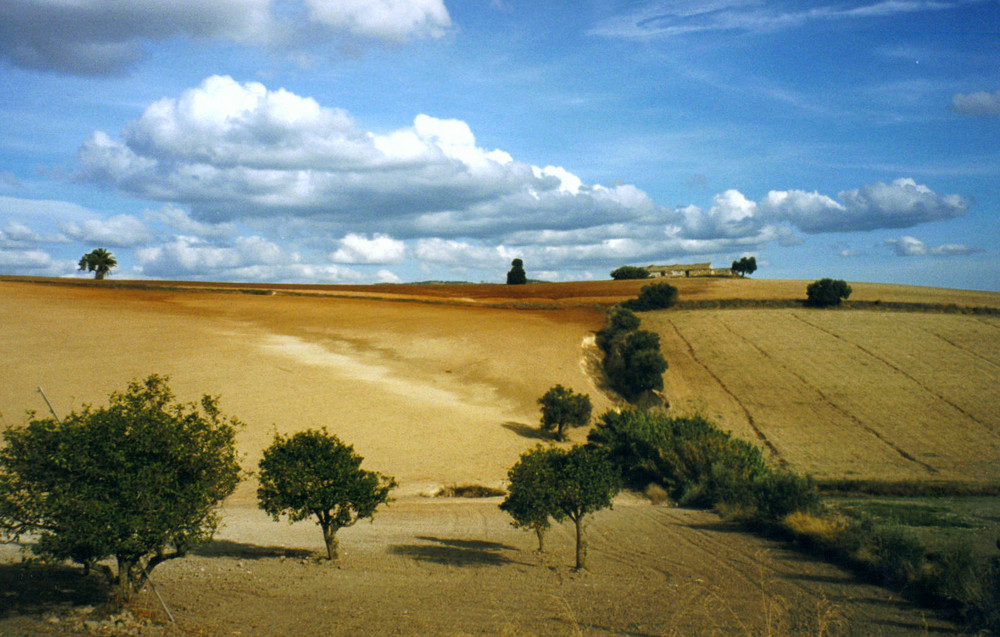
[538,385,592,441]
[501,445,619,569]
[0,375,242,603]
[257,429,396,563]
[499,445,561,552]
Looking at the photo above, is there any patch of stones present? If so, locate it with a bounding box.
[42,606,169,635]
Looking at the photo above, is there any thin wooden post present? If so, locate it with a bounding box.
[36,387,59,420]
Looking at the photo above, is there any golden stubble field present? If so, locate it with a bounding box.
[2,275,998,635]
[648,308,1000,485]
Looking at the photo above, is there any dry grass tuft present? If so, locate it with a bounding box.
[643,483,670,504]
[435,484,507,498]
[783,511,847,544]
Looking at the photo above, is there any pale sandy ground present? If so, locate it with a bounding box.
[0,279,977,635]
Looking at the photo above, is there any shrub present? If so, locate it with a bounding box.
[621,281,678,311]
[610,265,651,280]
[600,329,668,400]
[751,470,821,521]
[595,306,640,354]
[615,331,668,398]
[805,278,852,307]
[588,411,768,502]
[0,375,242,603]
[587,410,820,523]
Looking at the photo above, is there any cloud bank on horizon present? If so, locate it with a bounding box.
[0,0,997,288]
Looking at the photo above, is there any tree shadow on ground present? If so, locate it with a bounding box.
[389,536,522,567]
[192,540,315,560]
[0,562,109,618]
[501,421,552,441]
[873,618,962,634]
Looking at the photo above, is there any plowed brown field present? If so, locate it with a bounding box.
[2,276,996,635]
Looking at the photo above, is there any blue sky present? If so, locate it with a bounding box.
[1,0,998,289]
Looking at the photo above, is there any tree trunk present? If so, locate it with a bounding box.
[573,516,586,570]
[116,556,135,604]
[322,523,340,563]
[534,526,546,553]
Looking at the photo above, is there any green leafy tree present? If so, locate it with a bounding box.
[538,385,592,441]
[610,265,650,280]
[499,446,562,552]
[0,375,242,603]
[595,306,641,354]
[607,330,668,399]
[731,256,757,277]
[257,429,396,563]
[552,446,620,569]
[806,278,852,307]
[596,307,668,402]
[506,258,527,285]
[621,281,678,311]
[501,445,620,569]
[77,248,118,280]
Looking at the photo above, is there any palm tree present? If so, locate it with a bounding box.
[78,248,118,280]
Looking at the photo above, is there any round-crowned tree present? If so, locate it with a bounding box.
[806,278,852,307]
[0,375,242,603]
[538,385,592,441]
[621,281,678,311]
[501,445,619,569]
[257,429,396,563]
[499,445,562,552]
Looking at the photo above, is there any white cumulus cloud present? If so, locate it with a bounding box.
[77,75,658,239]
[136,235,283,278]
[761,179,967,233]
[60,214,151,247]
[331,233,406,264]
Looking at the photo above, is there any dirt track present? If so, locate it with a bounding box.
[1,278,986,635]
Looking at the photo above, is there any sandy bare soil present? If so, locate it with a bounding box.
[2,277,993,635]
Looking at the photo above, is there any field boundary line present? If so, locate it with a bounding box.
[713,317,939,474]
[662,318,786,466]
[790,312,999,440]
[918,325,1000,370]
[673,298,1000,316]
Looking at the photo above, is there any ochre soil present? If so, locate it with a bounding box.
[2,277,992,635]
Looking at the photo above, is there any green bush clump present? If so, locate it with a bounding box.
[586,410,818,521]
[595,307,667,401]
[610,265,651,280]
[621,281,678,311]
[805,278,852,307]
